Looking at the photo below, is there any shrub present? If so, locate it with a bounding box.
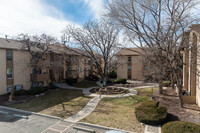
[162,121,200,133]
[108,70,117,78]
[66,78,77,85]
[85,75,99,81]
[162,81,171,87]
[107,79,112,84]
[27,87,47,95]
[135,100,167,125]
[91,75,99,81]
[14,89,28,96]
[114,78,127,84]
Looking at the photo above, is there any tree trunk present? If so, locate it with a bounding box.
[171,74,175,89]
[177,84,183,108]
[158,78,163,94]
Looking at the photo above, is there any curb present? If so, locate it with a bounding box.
[0,105,62,120]
[77,122,136,133]
[144,125,161,133]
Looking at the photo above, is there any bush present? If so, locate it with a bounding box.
[66,78,77,85]
[27,87,47,95]
[162,81,171,87]
[108,70,117,78]
[114,78,127,84]
[162,121,200,133]
[85,75,99,81]
[135,100,167,125]
[14,89,28,96]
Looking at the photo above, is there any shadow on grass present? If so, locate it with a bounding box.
[8,89,91,113]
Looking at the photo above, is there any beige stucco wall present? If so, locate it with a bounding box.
[117,56,128,79]
[0,49,7,94]
[117,55,144,80]
[131,56,144,80]
[13,50,31,90]
[196,35,200,106]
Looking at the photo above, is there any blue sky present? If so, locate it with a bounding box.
[0,0,104,39]
[43,0,96,24]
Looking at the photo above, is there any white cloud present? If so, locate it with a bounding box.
[0,0,78,40]
[83,0,105,19]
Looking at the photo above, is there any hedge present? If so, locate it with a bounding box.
[14,87,47,96]
[66,78,77,85]
[162,81,171,87]
[135,100,167,125]
[162,121,200,133]
[114,78,127,84]
[108,70,117,78]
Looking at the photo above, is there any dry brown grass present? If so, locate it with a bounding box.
[9,89,92,118]
[81,96,149,132]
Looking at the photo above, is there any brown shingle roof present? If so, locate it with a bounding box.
[116,48,145,56]
[0,37,24,50]
[189,24,200,35]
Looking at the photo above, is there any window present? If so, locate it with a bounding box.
[128,56,131,62]
[38,68,42,74]
[6,50,13,61]
[128,66,131,71]
[7,68,13,78]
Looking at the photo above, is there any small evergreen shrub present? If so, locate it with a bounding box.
[14,87,47,96]
[114,78,127,84]
[27,87,47,95]
[135,100,167,125]
[14,89,28,96]
[66,78,77,85]
[162,121,200,133]
[162,81,171,87]
[108,70,117,78]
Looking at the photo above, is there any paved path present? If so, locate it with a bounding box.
[65,96,102,123]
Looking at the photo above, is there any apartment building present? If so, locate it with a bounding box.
[182,24,200,107]
[0,38,91,95]
[116,48,145,80]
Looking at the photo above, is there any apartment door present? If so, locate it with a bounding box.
[127,65,132,79]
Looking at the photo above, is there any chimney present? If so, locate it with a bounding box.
[5,35,7,40]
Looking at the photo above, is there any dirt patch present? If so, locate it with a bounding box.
[154,87,200,125]
[90,87,130,95]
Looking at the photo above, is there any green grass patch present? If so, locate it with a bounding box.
[9,89,92,118]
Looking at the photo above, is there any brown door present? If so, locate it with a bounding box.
[128,65,132,79]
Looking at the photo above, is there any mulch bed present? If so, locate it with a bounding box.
[154,87,200,125]
[113,83,156,88]
[90,87,130,95]
[0,94,34,106]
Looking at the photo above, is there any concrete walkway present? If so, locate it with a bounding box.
[65,96,102,123]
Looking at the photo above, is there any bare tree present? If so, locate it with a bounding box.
[64,19,120,86]
[17,34,56,86]
[107,0,199,107]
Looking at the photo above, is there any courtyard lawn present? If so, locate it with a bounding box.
[136,87,158,96]
[72,81,99,88]
[9,89,92,118]
[81,87,158,132]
